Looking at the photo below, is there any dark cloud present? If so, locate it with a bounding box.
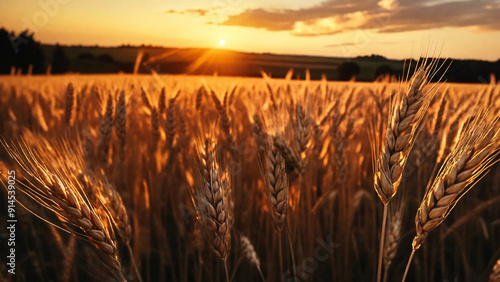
[376,1,500,32]
[218,0,500,35]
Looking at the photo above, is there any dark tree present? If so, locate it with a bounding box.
[375,64,393,79]
[0,28,17,74]
[16,31,45,74]
[337,61,360,81]
[0,28,45,74]
[51,44,70,74]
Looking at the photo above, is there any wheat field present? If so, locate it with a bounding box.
[1,68,500,282]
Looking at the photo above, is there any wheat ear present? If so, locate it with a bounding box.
[374,65,436,204]
[266,143,289,231]
[166,91,179,150]
[98,94,114,165]
[115,91,126,160]
[195,85,205,111]
[1,136,125,280]
[252,114,268,153]
[151,106,160,149]
[140,87,152,110]
[54,176,123,275]
[209,89,234,152]
[158,86,166,114]
[274,135,302,174]
[296,104,311,169]
[240,235,265,281]
[413,115,500,249]
[194,135,232,281]
[402,113,500,282]
[92,171,142,282]
[64,82,74,126]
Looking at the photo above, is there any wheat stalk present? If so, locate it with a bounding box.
[194,134,232,280]
[383,193,405,282]
[240,235,265,281]
[374,60,444,282]
[402,112,500,281]
[1,136,125,280]
[61,236,77,282]
[85,169,143,281]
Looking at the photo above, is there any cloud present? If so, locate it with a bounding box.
[291,11,371,36]
[218,0,500,35]
[324,42,359,48]
[324,40,412,48]
[215,8,297,30]
[220,0,379,32]
[165,9,184,15]
[378,0,399,10]
[164,6,224,17]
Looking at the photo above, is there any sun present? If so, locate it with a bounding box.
[219,39,225,46]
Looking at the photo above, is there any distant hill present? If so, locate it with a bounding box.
[38,44,500,83]
[40,44,403,81]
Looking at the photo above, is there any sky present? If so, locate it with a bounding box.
[0,0,499,60]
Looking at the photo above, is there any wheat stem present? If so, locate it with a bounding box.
[377,204,388,282]
[278,231,284,282]
[402,249,415,282]
[127,243,142,282]
[224,259,230,282]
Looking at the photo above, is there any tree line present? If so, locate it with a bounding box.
[0,28,69,74]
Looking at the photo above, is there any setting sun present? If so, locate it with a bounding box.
[219,39,225,46]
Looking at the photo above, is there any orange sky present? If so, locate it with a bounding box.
[1,0,499,60]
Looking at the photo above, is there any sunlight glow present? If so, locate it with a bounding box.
[219,39,225,46]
